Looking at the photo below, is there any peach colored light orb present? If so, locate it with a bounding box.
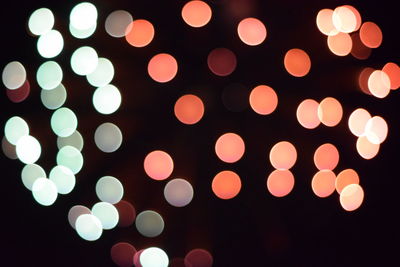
[237,17,267,46]
[144,150,174,180]
[174,94,204,125]
[267,169,295,197]
[212,170,241,200]
[317,97,343,127]
[215,133,245,163]
[365,116,388,144]
[269,141,297,170]
[284,49,311,77]
[360,22,382,48]
[382,62,400,90]
[327,32,352,56]
[147,53,178,83]
[296,99,320,129]
[348,108,371,137]
[356,135,380,159]
[368,70,391,98]
[207,48,237,77]
[181,0,212,28]
[342,5,362,31]
[340,184,364,211]
[125,19,155,47]
[358,67,374,95]
[316,9,338,36]
[311,170,336,198]
[336,169,359,194]
[249,85,278,115]
[332,6,358,33]
[314,143,339,171]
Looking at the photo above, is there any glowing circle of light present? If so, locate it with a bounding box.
[317,97,343,127]
[332,6,357,33]
[356,135,380,159]
[68,205,91,229]
[135,210,165,238]
[367,70,391,98]
[94,122,123,153]
[311,170,336,198]
[111,242,136,267]
[50,107,78,137]
[56,145,83,174]
[249,85,278,115]
[140,247,169,267]
[4,116,29,145]
[237,17,267,46]
[327,32,352,56]
[211,170,242,200]
[359,21,382,48]
[49,165,76,194]
[95,176,124,204]
[283,48,311,77]
[343,5,362,31]
[365,116,388,144]
[215,133,245,163]
[269,141,297,170]
[57,130,84,151]
[181,0,212,28]
[28,8,54,36]
[40,83,67,110]
[86,58,114,87]
[207,48,237,77]
[147,53,178,83]
[36,61,63,90]
[296,99,320,129]
[144,150,174,181]
[267,169,295,197]
[2,61,27,90]
[91,202,119,230]
[37,29,64,58]
[340,184,364,211]
[125,19,155,48]
[16,135,41,164]
[316,9,338,36]
[92,84,122,115]
[336,169,360,194]
[69,23,97,39]
[382,62,400,90]
[105,10,133,38]
[174,94,204,125]
[70,46,99,76]
[21,164,46,191]
[313,143,339,171]
[75,214,103,241]
[32,178,58,206]
[70,2,98,30]
[164,178,194,207]
[348,108,371,137]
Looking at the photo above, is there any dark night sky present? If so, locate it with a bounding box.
[1,0,399,266]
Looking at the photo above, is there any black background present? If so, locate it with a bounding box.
[1,0,399,266]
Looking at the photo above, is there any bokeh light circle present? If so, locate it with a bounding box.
[367,70,391,98]
[36,61,63,90]
[237,17,267,46]
[56,145,83,174]
[317,97,343,127]
[147,53,178,83]
[91,202,119,230]
[181,1,212,28]
[111,242,136,267]
[249,85,278,115]
[70,2,98,30]
[2,61,27,90]
[92,84,122,115]
[144,150,174,181]
[21,164,46,191]
[16,135,41,164]
[269,141,297,170]
[215,133,245,163]
[4,116,29,145]
[184,249,213,267]
[284,49,311,77]
[164,178,194,207]
[57,130,84,151]
[211,170,242,200]
[359,22,382,48]
[32,178,58,206]
[365,116,388,144]
[174,94,204,125]
[68,205,91,229]
[207,48,237,77]
[87,58,115,87]
[311,170,336,198]
[49,165,76,194]
[135,210,165,238]
[313,143,339,171]
[75,214,103,241]
[336,169,360,194]
[382,62,400,90]
[125,19,155,47]
[327,32,352,56]
[316,9,338,36]
[296,99,320,129]
[105,10,133,38]
[40,83,67,110]
[356,135,380,159]
[37,29,64,58]
[340,184,364,211]
[348,108,371,137]
[267,169,295,197]
[28,8,54,36]
[95,176,124,204]
[140,247,169,267]
[50,107,78,137]
[94,122,123,153]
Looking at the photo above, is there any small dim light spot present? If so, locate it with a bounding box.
[215,133,245,163]
[249,85,278,115]
[185,249,213,267]
[181,1,212,28]
[327,32,352,56]
[313,143,339,171]
[114,200,136,227]
[95,176,124,204]
[212,170,242,200]
[125,19,155,47]
[7,79,31,103]
[269,141,297,170]
[207,48,237,77]
[147,53,178,83]
[336,169,359,194]
[284,48,311,77]
[144,150,174,180]
[356,135,380,159]
[135,210,165,238]
[237,17,267,46]
[368,70,391,98]
[111,242,136,267]
[365,116,388,144]
[267,169,295,197]
[296,99,320,129]
[340,184,364,211]
[360,22,383,48]
[311,170,336,198]
[174,94,204,125]
[382,62,400,90]
[358,67,374,95]
[317,97,343,127]
[105,10,133,38]
[348,108,371,137]
[316,9,339,36]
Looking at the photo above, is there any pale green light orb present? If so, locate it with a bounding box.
[70,46,98,76]
[40,83,67,110]
[51,107,78,137]
[86,58,114,87]
[140,247,169,267]
[16,135,41,164]
[70,2,98,30]
[49,165,76,194]
[95,176,124,204]
[91,202,119,230]
[4,116,29,145]
[32,178,58,206]
[75,214,103,241]
[21,164,46,191]
[37,61,63,90]
[69,23,97,39]
[37,29,64,58]
[92,84,121,114]
[56,145,83,174]
[28,8,54,36]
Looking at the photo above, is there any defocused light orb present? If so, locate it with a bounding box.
[16,135,41,164]
[356,135,380,159]
[358,67,374,95]
[50,107,78,137]
[267,169,295,197]
[69,23,97,39]
[365,116,388,144]
[91,202,119,230]
[332,6,357,33]
[49,165,76,194]
[37,29,64,58]
[296,99,320,129]
[94,122,123,153]
[348,108,371,137]
[136,210,164,237]
[313,143,339,171]
[185,249,213,267]
[382,62,400,90]
[86,58,114,87]
[125,19,155,47]
[56,145,83,174]
[105,10,133,38]
[40,83,67,110]
[360,22,382,48]
[340,184,364,211]
[75,214,103,241]
[327,32,352,56]
[164,178,194,207]
[114,200,136,227]
[144,150,174,180]
[32,178,58,206]
[36,61,63,90]
[147,53,178,83]
[249,85,278,115]
[336,169,359,194]
[284,49,311,77]
[316,9,338,36]
[111,242,136,267]
[368,70,390,98]
[140,247,169,267]
[57,130,84,151]
[2,61,26,90]
[211,170,241,200]
[317,97,343,127]
[311,170,336,198]
[95,176,124,204]
[4,116,29,145]
[70,2,98,30]
[28,8,54,36]
[71,46,99,76]
[21,164,46,191]
[68,205,91,229]
[174,94,204,125]
[1,137,17,160]
[7,79,30,103]
[207,48,237,77]
[181,0,212,28]
[343,5,362,31]
[269,141,297,170]
[237,17,267,46]
[215,133,245,163]
[350,32,371,60]
[92,84,122,115]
